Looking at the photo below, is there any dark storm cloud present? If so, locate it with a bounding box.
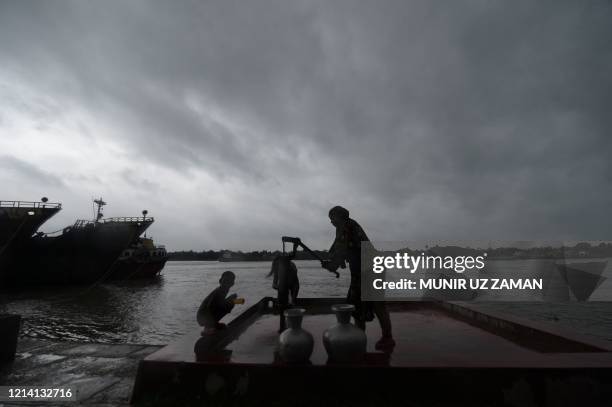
[0,155,64,187]
[1,0,611,249]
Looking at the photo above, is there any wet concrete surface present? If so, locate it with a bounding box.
[152,307,612,367]
[0,338,162,406]
[146,300,612,368]
[220,309,545,365]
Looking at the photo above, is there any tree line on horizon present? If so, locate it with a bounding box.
[167,249,329,261]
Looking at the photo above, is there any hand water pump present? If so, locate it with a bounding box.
[281,236,339,278]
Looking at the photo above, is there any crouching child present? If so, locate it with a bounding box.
[197,271,242,334]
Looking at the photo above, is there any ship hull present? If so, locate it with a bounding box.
[0,202,62,285]
[108,258,168,280]
[2,220,152,287]
[0,206,61,246]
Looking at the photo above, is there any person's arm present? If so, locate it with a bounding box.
[328,238,337,257]
[212,289,235,313]
[324,227,347,271]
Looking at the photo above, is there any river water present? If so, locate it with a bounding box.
[1,260,611,345]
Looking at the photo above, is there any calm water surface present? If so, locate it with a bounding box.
[1,260,611,345]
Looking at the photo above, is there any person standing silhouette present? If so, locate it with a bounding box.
[322,206,395,350]
[268,255,300,332]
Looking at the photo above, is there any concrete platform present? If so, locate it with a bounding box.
[0,338,161,406]
[131,298,612,405]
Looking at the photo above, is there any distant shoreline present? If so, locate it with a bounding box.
[167,250,328,262]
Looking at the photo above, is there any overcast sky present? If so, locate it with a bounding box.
[1,0,611,251]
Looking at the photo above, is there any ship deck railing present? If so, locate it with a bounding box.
[102,217,154,223]
[72,217,154,228]
[0,200,61,209]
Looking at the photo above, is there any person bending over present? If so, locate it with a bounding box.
[322,205,395,350]
[197,271,239,334]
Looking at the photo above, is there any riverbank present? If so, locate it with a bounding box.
[0,338,162,406]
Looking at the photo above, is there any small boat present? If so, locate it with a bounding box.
[108,236,168,280]
[218,251,244,262]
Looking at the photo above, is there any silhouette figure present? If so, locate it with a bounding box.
[321,206,395,351]
[269,255,300,304]
[197,271,239,334]
[268,255,299,331]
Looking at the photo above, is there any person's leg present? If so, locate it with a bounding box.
[199,309,228,334]
[346,285,366,330]
[289,282,299,305]
[362,301,374,322]
[212,308,230,329]
[373,302,395,350]
[198,311,215,329]
[347,257,368,329]
[354,317,366,330]
[373,302,392,338]
[278,294,289,332]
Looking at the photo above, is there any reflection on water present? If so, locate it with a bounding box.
[1,260,612,345]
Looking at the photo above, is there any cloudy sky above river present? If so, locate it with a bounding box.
[1,1,611,251]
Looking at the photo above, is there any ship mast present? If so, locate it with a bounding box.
[142,210,148,238]
[93,197,106,223]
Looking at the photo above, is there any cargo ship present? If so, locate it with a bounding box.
[1,198,154,287]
